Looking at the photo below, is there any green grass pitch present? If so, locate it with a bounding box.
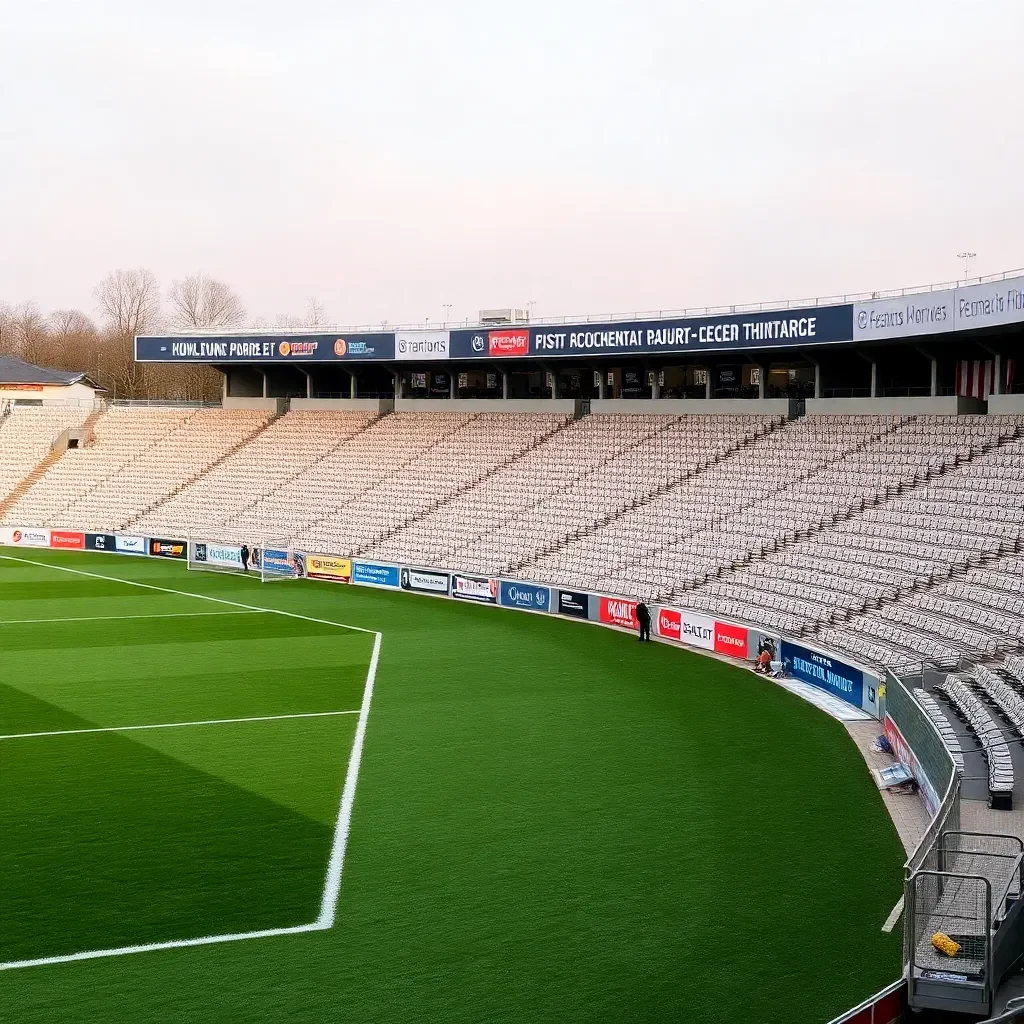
[0,549,904,1023]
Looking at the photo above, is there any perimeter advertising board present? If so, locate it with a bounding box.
[713,621,748,659]
[352,561,400,588]
[598,597,637,629]
[954,276,1024,331]
[654,607,715,650]
[115,535,147,555]
[853,290,954,341]
[780,640,864,707]
[1,527,50,547]
[303,554,352,583]
[400,567,450,595]
[191,542,243,568]
[499,581,551,612]
[49,530,85,550]
[148,538,187,559]
[451,573,498,603]
[85,533,117,553]
[557,589,590,618]
[394,331,450,361]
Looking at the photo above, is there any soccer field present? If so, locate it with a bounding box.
[0,550,904,1023]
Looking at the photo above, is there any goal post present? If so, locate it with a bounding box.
[187,539,251,575]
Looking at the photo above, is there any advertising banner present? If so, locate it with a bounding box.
[303,553,352,583]
[654,607,715,650]
[499,581,551,612]
[135,333,395,362]
[599,596,638,630]
[457,328,531,359]
[352,561,401,588]
[192,542,243,568]
[557,590,590,618]
[394,330,450,361]
[452,573,499,603]
[115,535,147,555]
[49,530,85,550]
[261,548,300,578]
[953,276,1024,332]
[5,527,51,547]
[451,305,854,359]
[884,716,941,816]
[853,290,954,341]
[713,621,749,659]
[400,567,450,595]
[148,538,187,559]
[85,533,117,553]
[780,640,864,707]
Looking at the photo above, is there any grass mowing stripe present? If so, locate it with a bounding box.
[0,611,266,625]
[0,555,377,634]
[0,709,361,742]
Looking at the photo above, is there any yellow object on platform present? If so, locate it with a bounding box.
[932,932,961,957]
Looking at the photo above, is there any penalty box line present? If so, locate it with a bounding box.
[0,554,383,972]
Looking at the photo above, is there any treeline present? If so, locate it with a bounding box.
[0,270,327,402]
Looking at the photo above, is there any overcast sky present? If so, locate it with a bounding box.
[2,0,1022,327]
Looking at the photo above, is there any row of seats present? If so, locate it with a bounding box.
[913,687,965,773]
[0,405,91,504]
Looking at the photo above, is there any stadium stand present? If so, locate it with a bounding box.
[6,404,1024,685]
[0,404,92,512]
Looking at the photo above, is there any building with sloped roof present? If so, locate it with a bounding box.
[0,355,104,405]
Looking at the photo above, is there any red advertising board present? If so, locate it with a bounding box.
[713,621,748,659]
[489,329,529,357]
[655,607,715,650]
[50,530,85,550]
[599,596,637,629]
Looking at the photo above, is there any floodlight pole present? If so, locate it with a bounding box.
[957,251,977,283]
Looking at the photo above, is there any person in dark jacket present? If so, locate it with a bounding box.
[240,543,250,572]
[635,601,651,642]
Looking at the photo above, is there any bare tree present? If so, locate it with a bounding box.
[305,296,327,327]
[94,268,161,342]
[167,274,245,330]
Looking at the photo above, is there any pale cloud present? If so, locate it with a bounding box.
[1,0,1021,327]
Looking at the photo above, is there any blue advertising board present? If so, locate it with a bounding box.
[135,333,395,362]
[352,561,400,588]
[450,304,853,359]
[780,640,864,707]
[499,580,551,612]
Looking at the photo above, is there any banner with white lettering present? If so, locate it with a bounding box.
[779,640,864,707]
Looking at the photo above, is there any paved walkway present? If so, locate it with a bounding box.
[845,720,932,856]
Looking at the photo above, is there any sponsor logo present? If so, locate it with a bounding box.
[12,528,50,547]
[115,535,146,555]
[780,640,864,707]
[472,334,485,353]
[558,589,589,618]
[395,332,450,361]
[599,596,638,629]
[50,530,85,550]
[149,539,186,559]
[655,608,714,650]
[713,621,748,659]
[352,561,400,588]
[489,329,529,357]
[261,548,299,577]
[86,533,116,551]
[277,340,318,357]
[193,543,242,568]
[857,309,868,329]
[400,567,450,594]
[499,581,551,611]
[452,573,499,603]
[304,554,352,583]
[334,339,347,356]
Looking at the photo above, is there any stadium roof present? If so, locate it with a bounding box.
[0,355,101,388]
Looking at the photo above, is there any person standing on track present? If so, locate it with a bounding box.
[635,600,651,643]
[240,542,250,572]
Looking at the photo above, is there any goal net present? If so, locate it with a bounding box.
[259,542,304,582]
[187,539,254,576]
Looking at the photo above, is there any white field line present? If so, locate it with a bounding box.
[0,552,383,972]
[318,629,381,928]
[0,610,264,626]
[0,555,377,634]
[882,895,905,933]
[0,710,360,742]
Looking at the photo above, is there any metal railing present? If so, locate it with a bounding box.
[141,268,1024,337]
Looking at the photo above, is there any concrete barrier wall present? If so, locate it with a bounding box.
[589,398,790,415]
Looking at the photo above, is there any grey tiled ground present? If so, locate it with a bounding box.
[845,720,932,856]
